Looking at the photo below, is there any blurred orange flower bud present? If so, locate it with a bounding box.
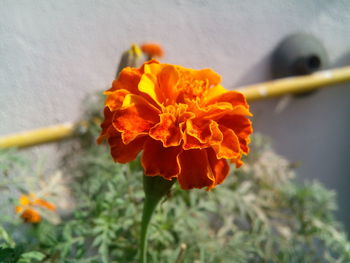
[20,208,41,223]
[141,43,164,58]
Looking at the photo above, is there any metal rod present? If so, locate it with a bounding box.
[0,123,75,148]
[237,66,350,101]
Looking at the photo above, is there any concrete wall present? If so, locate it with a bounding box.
[1,1,349,229]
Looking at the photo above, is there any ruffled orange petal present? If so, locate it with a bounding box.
[113,95,160,144]
[105,89,130,111]
[207,148,229,190]
[177,149,214,189]
[109,134,146,163]
[141,138,182,179]
[213,126,240,159]
[185,119,223,145]
[183,133,206,150]
[97,107,115,144]
[194,68,221,87]
[107,67,142,94]
[139,64,179,106]
[190,99,250,125]
[157,65,179,105]
[203,85,227,102]
[206,90,249,109]
[149,113,182,147]
[219,115,253,154]
[183,119,223,150]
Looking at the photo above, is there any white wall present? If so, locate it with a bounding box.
[1,0,349,229]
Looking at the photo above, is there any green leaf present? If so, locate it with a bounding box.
[18,251,45,263]
[0,247,22,263]
[0,226,15,248]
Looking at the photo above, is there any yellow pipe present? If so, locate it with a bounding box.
[0,123,76,148]
[1,66,350,149]
[239,66,350,101]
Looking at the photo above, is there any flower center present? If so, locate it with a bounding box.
[175,70,209,103]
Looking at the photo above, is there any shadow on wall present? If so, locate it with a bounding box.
[233,52,273,88]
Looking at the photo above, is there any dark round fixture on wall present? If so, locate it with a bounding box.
[271,33,329,97]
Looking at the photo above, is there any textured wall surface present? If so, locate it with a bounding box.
[1,1,350,228]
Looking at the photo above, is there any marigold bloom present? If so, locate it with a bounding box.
[15,193,56,223]
[98,60,253,190]
[141,43,164,58]
[19,208,41,223]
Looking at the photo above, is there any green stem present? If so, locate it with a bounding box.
[139,175,176,263]
[140,195,160,263]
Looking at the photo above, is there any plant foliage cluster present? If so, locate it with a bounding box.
[0,94,349,263]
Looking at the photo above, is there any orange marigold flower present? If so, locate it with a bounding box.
[19,208,41,223]
[15,193,56,223]
[141,43,164,58]
[98,60,253,190]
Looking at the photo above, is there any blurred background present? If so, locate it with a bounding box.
[0,0,349,232]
